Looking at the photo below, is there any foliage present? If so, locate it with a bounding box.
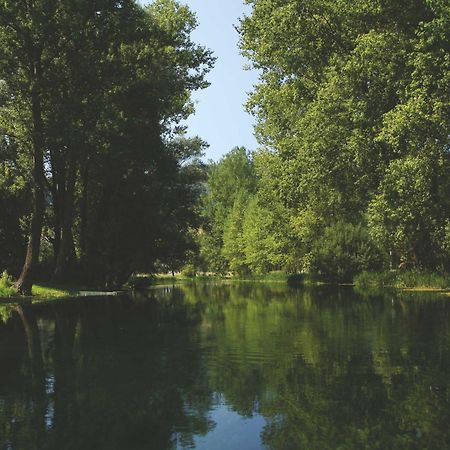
[0,0,213,289]
[230,0,450,279]
[242,196,278,274]
[353,271,397,289]
[32,284,75,298]
[0,270,16,297]
[368,155,449,270]
[199,147,256,273]
[181,263,197,278]
[309,222,383,282]
[354,271,450,290]
[222,191,250,275]
[0,139,27,276]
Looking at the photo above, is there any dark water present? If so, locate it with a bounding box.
[1,284,450,450]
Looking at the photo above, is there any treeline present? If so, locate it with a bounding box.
[197,0,450,281]
[0,0,213,293]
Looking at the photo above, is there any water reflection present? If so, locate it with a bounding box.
[0,285,450,449]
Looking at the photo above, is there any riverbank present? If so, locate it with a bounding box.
[0,284,78,301]
[0,278,115,301]
[147,270,450,296]
[353,271,450,291]
[3,270,448,300]
[143,271,320,286]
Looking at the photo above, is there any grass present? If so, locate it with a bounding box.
[138,271,324,287]
[354,271,450,291]
[32,284,74,297]
[0,270,90,300]
[223,271,323,286]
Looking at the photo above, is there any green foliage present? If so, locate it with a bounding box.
[181,263,197,278]
[353,271,398,289]
[309,222,383,282]
[0,137,28,276]
[0,0,213,289]
[394,271,450,290]
[222,191,250,275]
[199,147,256,272]
[354,271,450,290]
[0,271,16,297]
[32,284,74,298]
[368,155,449,269]
[235,0,450,278]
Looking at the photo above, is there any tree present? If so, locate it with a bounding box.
[200,147,256,272]
[0,0,214,290]
[0,0,59,293]
[238,0,450,275]
[222,191,250,274]
[368,155,449,270]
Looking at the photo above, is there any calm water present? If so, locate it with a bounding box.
[1,284,450,450]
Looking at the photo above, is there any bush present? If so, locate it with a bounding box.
[0,271,17,297]
[354,270,449,290]
[181,264,197,278]
[395,271,449,289]
[310,222,383,282]
[354,271,396,288]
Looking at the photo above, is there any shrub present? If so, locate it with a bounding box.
[181,264,197,278]
[354,270,449,290]
[310,222,383,282]
[395,271,449,289]
[0,271,17,297]
[354,271,396,288]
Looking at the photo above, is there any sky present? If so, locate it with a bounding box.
[143,0,260,161]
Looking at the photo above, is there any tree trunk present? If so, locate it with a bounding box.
[49,149,62,263]
[15,57,46,296]
[52,155,77,283]
[79,163,89,264]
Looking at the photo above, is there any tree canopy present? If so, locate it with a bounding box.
[0,0,214,291]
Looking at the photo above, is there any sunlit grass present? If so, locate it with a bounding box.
[354,271,450,291]
[32,284,73,297]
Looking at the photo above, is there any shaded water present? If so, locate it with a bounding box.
[1,284,450,450]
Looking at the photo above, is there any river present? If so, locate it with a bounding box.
[1,283,449,449]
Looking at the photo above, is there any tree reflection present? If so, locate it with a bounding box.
[1,285,450,449]
[0,294,214,450]
[180,284,450,450]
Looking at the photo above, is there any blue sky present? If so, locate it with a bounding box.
[143,0,260,161]
[181,0,260,161]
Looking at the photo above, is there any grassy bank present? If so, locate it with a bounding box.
[0,271,88,300]
[0,284,76,300]
[354,271,450,291]
[150,270,449,293]
[32,284,81,298]
[138,271,323,287]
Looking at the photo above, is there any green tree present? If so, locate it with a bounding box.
[0,0,56,293]
[310,221,382,282]
[222,191,250,275]
[239,0,450,275]
[0,0,214,290]
[200,147,256,272]
[242,195,287,274]
[368,155,449,270]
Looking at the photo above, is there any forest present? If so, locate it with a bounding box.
[0,0,449,295]
[0,0,213,294]
[197,0,450,282]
